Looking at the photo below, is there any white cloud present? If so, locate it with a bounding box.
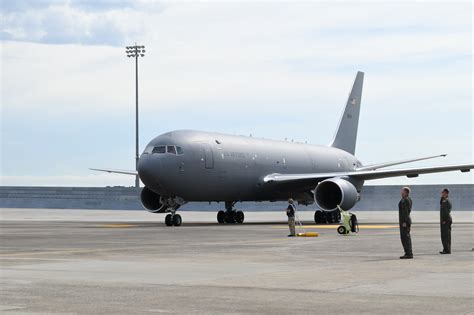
[0,1,154,45]
[2,2,471,113]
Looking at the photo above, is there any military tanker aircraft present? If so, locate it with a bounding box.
[92,71,473,226]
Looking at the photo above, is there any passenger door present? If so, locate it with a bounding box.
[202,144,214,169]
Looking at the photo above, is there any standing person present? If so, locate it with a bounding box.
[398,187,413,259]
[286,198,296,237]
[440,188,452,254]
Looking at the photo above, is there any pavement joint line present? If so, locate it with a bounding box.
[0,239,298,257]
[0,257,79,261]
[65,281,474,300]
[97,224,137,228]
[0,229,445,258]
[0,247,157,257]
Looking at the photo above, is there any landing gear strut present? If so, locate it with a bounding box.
[217,201,244,224]
[165,209,182,227]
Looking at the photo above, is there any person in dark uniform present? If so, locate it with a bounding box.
[439,188,452,254]
[398,187,413,259]
[286,198,296,237]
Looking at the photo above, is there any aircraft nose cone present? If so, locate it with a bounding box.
[137,154,160,187]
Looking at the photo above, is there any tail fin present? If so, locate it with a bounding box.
[329,71,364,155]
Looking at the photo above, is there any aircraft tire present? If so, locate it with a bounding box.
[337,225,346,235]
[224,211,236,224]
[327,212,335,224]
[217,211,225,224]
[165,214,173,226]
[314,211,322,224]
[173,214,182,226]
[235,211,244,224]
[320,212,328,224]
[350,214,358,233]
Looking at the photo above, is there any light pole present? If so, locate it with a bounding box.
[126,44,145,188]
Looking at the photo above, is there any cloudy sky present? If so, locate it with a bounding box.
[1,0,472,187]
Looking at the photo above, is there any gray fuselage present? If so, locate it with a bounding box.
[137,130,363,203]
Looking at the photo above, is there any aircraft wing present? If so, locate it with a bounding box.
[356,154,447,171]
[90,168,138,176]
[263,164,473,183]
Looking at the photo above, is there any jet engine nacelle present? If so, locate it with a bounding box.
[314,178,359,211]
[140,186,167,213]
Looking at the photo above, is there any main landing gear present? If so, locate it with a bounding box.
[217,201,245,224]
[165,209,182,227]
[314,209,341,224]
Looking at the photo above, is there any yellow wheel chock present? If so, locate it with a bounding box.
[297,232,320,237]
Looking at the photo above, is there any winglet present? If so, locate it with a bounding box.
[329,71,364,155]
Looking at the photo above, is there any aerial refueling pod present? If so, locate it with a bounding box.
[314,178,359,211]
[140,186,167,213]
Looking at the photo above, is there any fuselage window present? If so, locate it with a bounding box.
[167,145,177,154]
[176,146,184,155]
[152,146,166,154]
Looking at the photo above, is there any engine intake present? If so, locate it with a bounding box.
[314,178,359,211]
[140,186,167,213]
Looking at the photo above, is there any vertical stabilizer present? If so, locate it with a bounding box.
[329,71,364,155]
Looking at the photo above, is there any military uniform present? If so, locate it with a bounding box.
[287,203,296,236]
[440,197,452,253]
[398,196,413,257]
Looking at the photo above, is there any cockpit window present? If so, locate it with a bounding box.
[150,145,183,155]
[152,146,166,154]
[167,145,176,154]
[143,145,153,154]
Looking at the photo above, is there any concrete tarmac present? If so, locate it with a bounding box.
[1,209,473,314]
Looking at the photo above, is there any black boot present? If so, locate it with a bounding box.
[400,254,413,259]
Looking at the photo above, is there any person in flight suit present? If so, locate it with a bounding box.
[398,187,413,259]
[439,188,453,254]
[286,198,296,237]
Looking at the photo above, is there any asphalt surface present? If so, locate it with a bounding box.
[1,210,473,314]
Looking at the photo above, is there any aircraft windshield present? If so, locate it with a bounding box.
[151,145,184,155]
[152,146,166,154]
[167,146,176,154]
